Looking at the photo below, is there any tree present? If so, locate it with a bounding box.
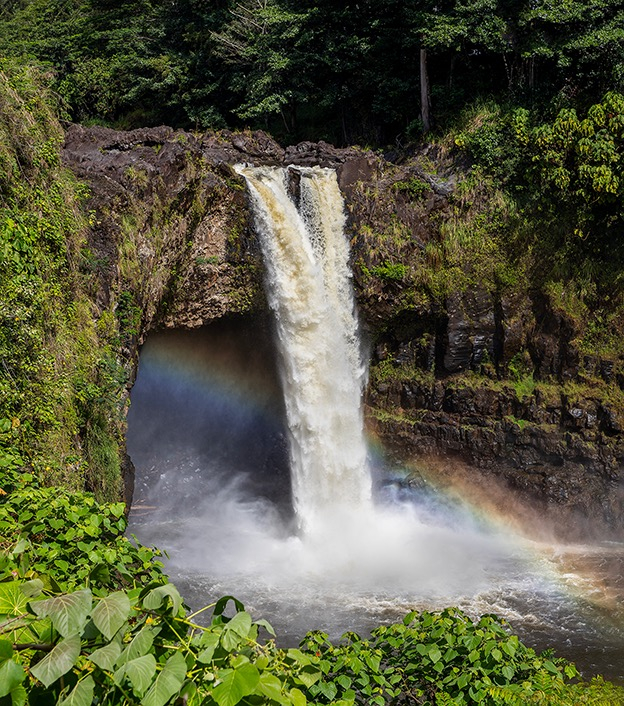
[513,0,624,103]
[404,0,510,130]
[212,0,311,134]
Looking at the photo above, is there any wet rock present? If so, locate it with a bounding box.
[283,140,363,167]
[443,289,496,373]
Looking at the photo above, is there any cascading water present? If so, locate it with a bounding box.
[234,165,370,534]
[127,166,624,680]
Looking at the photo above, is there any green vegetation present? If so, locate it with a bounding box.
[0,0,623,144]
[2,6,624,704]
[2,473,623,704]
[370,263,408,283]
[392,178,432,200]
[456,92,624,263]
[0,61,127,500]
[446,91,624,372]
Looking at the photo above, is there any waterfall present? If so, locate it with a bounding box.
[235,165,372,534]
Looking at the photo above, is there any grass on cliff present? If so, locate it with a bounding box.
[0,59,127,500]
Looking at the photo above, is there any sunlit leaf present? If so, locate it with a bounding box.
[115,654,157,697]
[0,582,29,617]
[89,639,122,671]
[224,611,252,638]
[254,618,276,637]
[9,684,27,706]
[257,672,283,702]
[142,585,182,615]
[221,611,252,651]
[141,651,186,706]
[19,579,43,599]
[197,632,220,664]
[0,659,25,697]
[0,639,14,661]
[92,591,130,640]
[118,626,156,666]
[30,589,92,638]
[295,666,320,688]
[211,663,259,706]
[290,688,307,706]
[58,676,95,706]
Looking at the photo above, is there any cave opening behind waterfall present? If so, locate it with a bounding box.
[127,315,293,530]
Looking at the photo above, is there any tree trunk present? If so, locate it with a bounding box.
[449,54,456,89]
[420,47,431,133]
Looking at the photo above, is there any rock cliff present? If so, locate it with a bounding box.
[61,125,624,539]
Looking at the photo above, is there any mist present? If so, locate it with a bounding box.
[127,323,623,678]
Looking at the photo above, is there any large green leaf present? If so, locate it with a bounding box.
[223,612,252,640]
[0,639,13,661]
[141,651,187,706]
[0,582,29,616]
[220,612,252,652]
[9,684,27,706]
[89,639,122,671]
[91,591,131,640]
[254,618,276,637]
[30,633,81,687]
[212,596,245,620]
[197,632,220,664]
[257,672,283,702]
[118,626,156,666]
[115,654,157,698]
[30,589,92,638]
[289,688,306,706]
[58,676,95,706]
[20,579,44,599]
[142,585,182,615]
[0,659,25,697]
[211,663,260,706]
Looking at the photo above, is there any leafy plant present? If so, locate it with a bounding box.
[2,479,623,705]
[392,178,432,200]
[0,486,165,594]
[0,61,129,499]
[304,608,584,706]
[371,262,408,282]
[507,415,529,431]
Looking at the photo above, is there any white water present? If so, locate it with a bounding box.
[127,168,624,681]
[234,165,371,534]
[222,165,511,596]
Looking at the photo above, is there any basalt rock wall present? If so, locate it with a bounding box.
[62,125,624,538]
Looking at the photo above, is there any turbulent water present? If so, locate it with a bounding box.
[128,166,624,684]
[233,165,370,534]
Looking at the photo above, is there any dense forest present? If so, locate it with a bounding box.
[2,0,624,704]
[1,0,623,144]
[3,0,624,273]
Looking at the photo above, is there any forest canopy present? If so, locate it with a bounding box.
[1,0,623,145]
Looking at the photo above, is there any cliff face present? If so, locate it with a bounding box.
[62,126,372,333]
[61,125,624,539]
